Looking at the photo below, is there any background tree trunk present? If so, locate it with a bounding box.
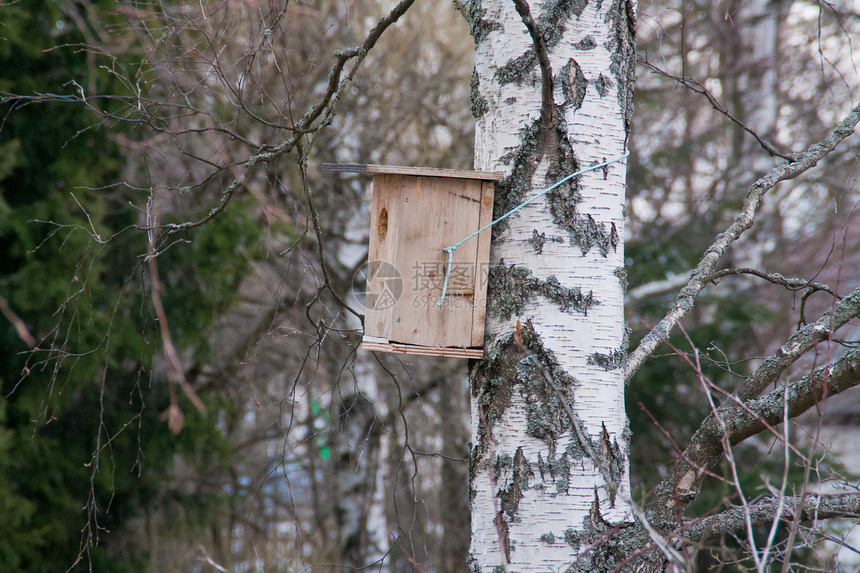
[466,0,637,570]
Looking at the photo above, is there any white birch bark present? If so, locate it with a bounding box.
[466,0,636,570]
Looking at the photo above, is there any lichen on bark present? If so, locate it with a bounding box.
[470,70,489,119]
[558,58,587,110]
[588,349,625,370]
[487,261,596,319]
[539,0,590,46]
[497,51,539,86]
[606,0,636,139]
[462,0,502,45]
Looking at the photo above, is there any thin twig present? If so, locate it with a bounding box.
[297,142,364,323]
[639,57,796,161]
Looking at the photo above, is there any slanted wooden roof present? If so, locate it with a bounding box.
[322,163,504,181]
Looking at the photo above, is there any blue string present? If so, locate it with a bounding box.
[437,151,630,307]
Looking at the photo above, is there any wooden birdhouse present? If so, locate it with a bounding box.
[324,164,502,358]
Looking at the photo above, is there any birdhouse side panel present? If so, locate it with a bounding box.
[470,180,495,347]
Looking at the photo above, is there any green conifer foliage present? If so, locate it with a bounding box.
[0,3,258,570]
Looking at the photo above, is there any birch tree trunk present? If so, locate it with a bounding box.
[464,0,638,570]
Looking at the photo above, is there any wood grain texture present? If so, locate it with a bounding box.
[364,173,494,353]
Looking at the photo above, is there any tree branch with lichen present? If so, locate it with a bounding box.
[683,493,860,543]
[737,286,860,402]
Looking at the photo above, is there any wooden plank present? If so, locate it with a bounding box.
[470,180,495,347]
[322,163,504,181]
[361,338,484,359]
[402,175,478,347]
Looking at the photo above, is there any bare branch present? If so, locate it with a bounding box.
[0,294,36,348]
[651,345,860,530]
[146,202,207,432]
[704,267,838,299]
[625,99,860,384]
[296,142,364,324]
[731,346,860,445]
[512,0,555,127]
[705,267,841,329]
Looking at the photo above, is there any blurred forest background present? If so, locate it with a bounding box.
[1,0,859,571]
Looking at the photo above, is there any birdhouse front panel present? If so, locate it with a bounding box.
[365,172,492,350]
[322,163,500,358]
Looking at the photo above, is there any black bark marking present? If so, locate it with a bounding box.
[567,213,619,256]
[599,422,626,505]
[530,229,546,254]
[558,58,587,110]
[595,72,611,97]
[500,447,531,518]
[497,447,532,563]
[470,70,489,119]
[487,261,595,319]
[588,348,625,370]
[573,35,597,50]
[496,51,538,86]
[528,230,564,255]
[614,266,628,291]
